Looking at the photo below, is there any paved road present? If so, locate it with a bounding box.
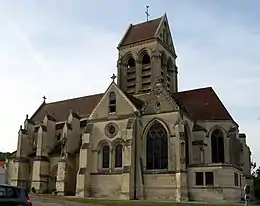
[30,196,95,206]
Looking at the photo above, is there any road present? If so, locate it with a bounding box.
[30,196,94,206]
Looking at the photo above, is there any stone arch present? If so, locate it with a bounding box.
[123,52,137,94]
[143,119,169,170]
[97,139,111,153]
[49,164,58,193]
[122,51,137,64]
[137,48,152,62]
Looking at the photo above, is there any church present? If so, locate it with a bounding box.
[5,14,254,202]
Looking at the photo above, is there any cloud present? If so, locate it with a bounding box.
[0,1,259,167]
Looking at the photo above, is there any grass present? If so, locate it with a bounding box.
[38,194,258,206]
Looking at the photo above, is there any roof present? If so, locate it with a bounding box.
[31,93,103,123]
[119,17,162,47]
[175,87,234,122]
[30,92,144,124]
[29,86,234,125]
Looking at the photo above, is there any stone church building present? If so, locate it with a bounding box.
[6,14,253,202]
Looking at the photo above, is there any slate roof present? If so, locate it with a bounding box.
[29,87,234,125]
[119,17,162,47]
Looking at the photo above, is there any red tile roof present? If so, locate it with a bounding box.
[30,87,234,125]
[119,17,162,47]
[31,93,103,123]
[175,87,234,122]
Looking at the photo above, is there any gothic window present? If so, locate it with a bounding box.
[126,57,136,94]
[102,145,110,168]
[114,144,123,168]
[109,92,116,113]
[160,52,166,84]
[141,53,151,92]
[211,129,225,163]
[146,121,168,170]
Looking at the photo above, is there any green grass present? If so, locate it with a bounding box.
[38,194,256,206]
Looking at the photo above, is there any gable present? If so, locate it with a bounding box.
[175,87,235,122]
[88,83,141,120]
[155,14,176,54]
[118,17,162,47]
[142,80,179,115]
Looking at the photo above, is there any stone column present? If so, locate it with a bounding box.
[175,124,188,202]
[121,138,132,199]
[76,124,92,197]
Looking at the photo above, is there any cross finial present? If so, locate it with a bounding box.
[111,73,117,82]
[42,96,46,102]
[145,5,150,22]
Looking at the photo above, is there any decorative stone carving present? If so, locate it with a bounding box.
[105,123,118,138]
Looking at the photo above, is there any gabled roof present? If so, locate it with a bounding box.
[175,87,235,122]
[29,87,235,125]
[30,92,144,124]
[118,17,162,47]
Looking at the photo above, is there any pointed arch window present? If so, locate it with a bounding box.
[146,121,168,170]
[109,92,116,113]
[141,53,152,92]
[114,144,123,168]
[126,57,136,94]
[102,145,110,168]
[211,129,225,163]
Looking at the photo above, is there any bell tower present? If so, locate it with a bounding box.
[116,13,178,95]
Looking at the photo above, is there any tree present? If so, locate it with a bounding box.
[0,152,10,161]
[252,162,260,199]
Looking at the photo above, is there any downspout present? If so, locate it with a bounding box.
[133,111,140,200]
[133,115,138,200]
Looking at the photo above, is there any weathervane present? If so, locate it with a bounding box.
[145,5,150,22]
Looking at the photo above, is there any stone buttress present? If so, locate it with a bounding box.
[31,114,56,193]
[12,115,34,189]
[56,110,81,195]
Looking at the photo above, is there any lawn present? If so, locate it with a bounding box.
[39,195,257,206]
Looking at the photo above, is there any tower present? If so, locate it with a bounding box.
[116,13,178,96]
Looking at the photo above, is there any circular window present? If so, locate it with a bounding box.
[156,102,161,108]
[105,123,118,138]
[108,125,116,135]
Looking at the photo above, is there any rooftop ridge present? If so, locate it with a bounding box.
[46,93,104,105]
[177,86,213,93]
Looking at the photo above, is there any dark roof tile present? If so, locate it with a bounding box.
[119,17,162,47]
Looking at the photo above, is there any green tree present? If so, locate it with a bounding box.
[0,152,10,161]
[252,162,260,199]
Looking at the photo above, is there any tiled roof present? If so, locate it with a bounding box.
[30,93,144,124]
[29,86,234,125]
[175,87,234,122]
[119,17,162,47]
[31,93,103,123]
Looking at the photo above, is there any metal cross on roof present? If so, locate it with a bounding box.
[43,96,46,102]
[111,73,117,82]
[145,5,150,22]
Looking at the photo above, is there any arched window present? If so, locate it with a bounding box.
[109,92,116,113]
[114,144,122,168]
[141,53,151,92]
[102,145,110,168]
[146,121,168,170]
[211,129,225,163]
[126,57,136,94]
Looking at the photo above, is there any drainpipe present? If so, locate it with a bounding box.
[133,111,140,200]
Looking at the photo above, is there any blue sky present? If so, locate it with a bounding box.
[0,1,259,164]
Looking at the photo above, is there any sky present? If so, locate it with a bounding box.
[0,1,259,164]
